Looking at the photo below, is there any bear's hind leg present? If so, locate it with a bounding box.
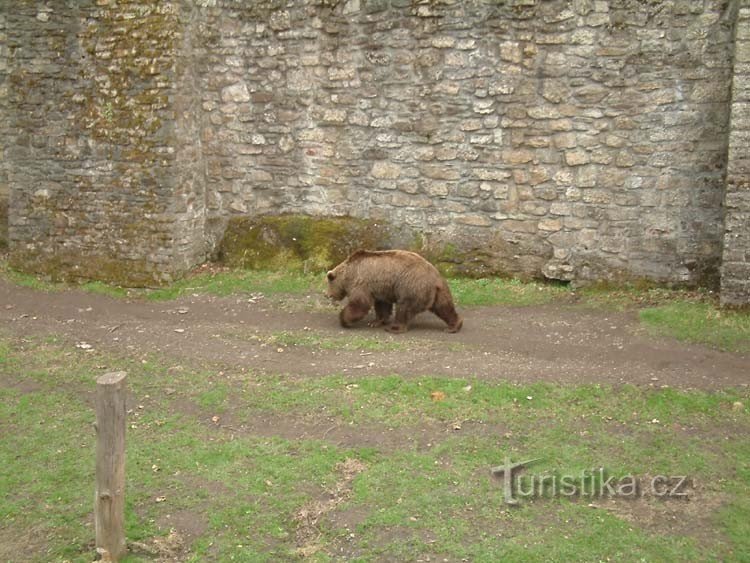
[369,300,393,327]
[431,288,463,333]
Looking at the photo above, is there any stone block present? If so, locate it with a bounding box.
[538,218,563,231]
[474,168,512,181]
[424,182,450,197]
[431,36,456,48]
[553,132,577,149]
[550,202,571,215]
[221,82,250,103]
[565,149,589,166]
[503,149,535,164]
[456,214,492,227]
[420,165,461,180]
[247,169,273,183]
[502,220,538,233]
[371,162,402,179]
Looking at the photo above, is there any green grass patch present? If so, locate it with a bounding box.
[449,277,569,307]
[0,261,59,292]
[144,269,323,301]
[0,260,323,302]
[640,301,750,353]
[79,280,130,299]
[718,497,750,562]
[0,388,98,559]
[237,374,746,432]
[1,331,749,560]
[347,450,706,562]
[196,383,231,412]
[576,282,709,311]
[0,262,131,298]
[0,385,354,562]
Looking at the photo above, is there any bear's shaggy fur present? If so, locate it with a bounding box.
[326,250,463,333]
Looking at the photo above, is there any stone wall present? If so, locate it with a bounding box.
[4,1,207,284]
[3,0,749,301]
[0,10,8,247]
[722,0,750,306]
[193,0,735,284]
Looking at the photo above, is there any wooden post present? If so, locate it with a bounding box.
[94,371,127,562]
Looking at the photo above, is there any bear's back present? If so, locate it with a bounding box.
[347,250,434,275]
[347,250,443,301]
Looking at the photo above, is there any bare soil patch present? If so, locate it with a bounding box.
[294,458,367,558]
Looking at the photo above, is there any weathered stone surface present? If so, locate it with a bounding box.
[721,0,750,307]
[565,150,590,166]
[0,0,743,299]
[4,1,207,285]
[221,82,250,103]
[371,162,402,179]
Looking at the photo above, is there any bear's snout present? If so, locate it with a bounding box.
[326,287,345,301]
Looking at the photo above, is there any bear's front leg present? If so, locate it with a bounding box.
[369,300,393,327]
[339,294,372,328]
[385,299,418,333]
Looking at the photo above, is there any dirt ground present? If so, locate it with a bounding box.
[1,279,747,391]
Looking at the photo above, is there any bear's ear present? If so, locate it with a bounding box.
[327,271,335,281]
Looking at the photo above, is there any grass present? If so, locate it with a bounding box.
[79,280,130,299]
[0,262,322,301]
[640,301,750,353]
[1,336,749,561]
[196,383,231,412]
[575,282,710,311]
[448,277,570,307]
[144,269,323,301]
[0,261,59,292]
[0,261,130,298]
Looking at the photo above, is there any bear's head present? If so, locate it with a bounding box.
[326,267,347,301]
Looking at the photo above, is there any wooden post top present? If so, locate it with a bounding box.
[97,372,127,385]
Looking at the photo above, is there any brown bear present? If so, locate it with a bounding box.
[326,249,463,333]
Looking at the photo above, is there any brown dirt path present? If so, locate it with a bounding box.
[0,279,747,390]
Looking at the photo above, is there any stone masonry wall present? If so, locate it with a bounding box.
[722,0,750,306]
[5,1,206,284]
[0,9,8,247]
[194,0,736,284]
[3,0,748,300]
